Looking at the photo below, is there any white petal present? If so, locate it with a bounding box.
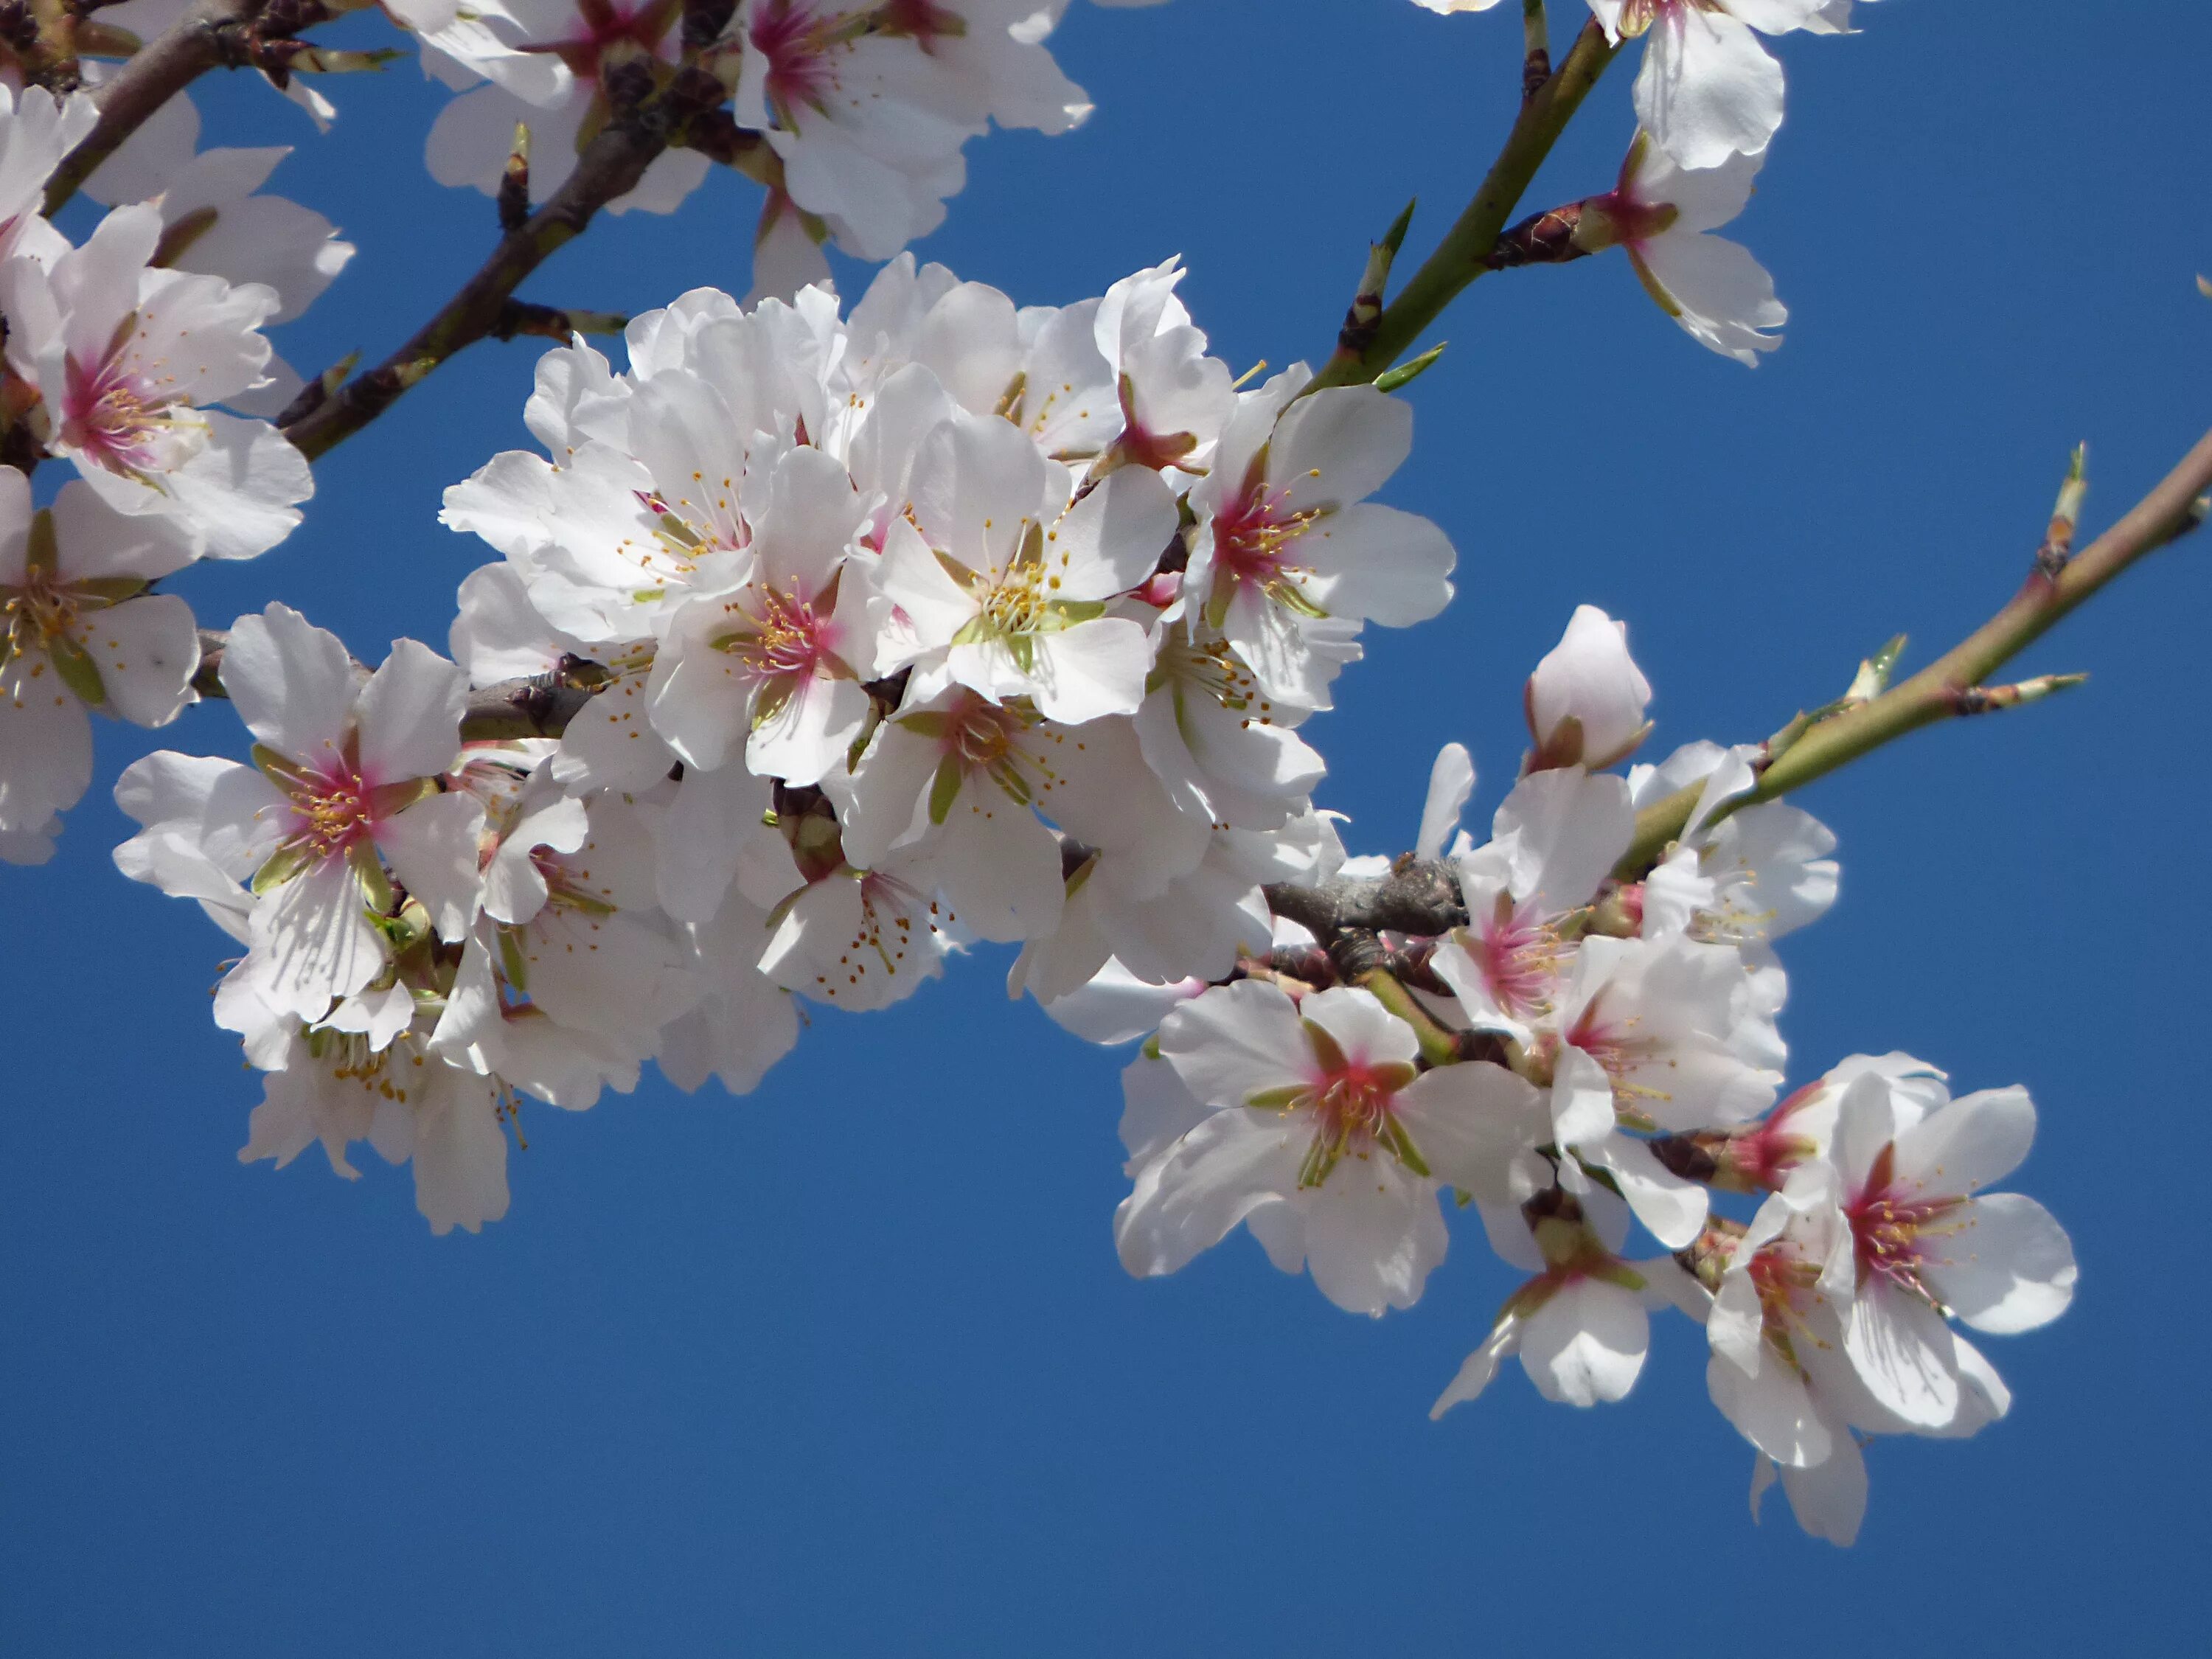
[1919,1191,2076,1336]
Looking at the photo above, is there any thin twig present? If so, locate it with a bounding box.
[279,72,751,462]
[1615,428,2212,876]
[1308,17,1617,392]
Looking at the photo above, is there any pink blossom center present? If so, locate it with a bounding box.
[1847,1147,1966,1295]
[62,351,183,478]
[284,763,380,863]
[518,0,679,79]
[720,585,841,684]
[1475,897,1564,1018]
[751,0,844,122]
[1307,1060,1400,1150]
[1211,481,1321,593]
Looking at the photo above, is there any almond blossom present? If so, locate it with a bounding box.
[0,204,314,558]
[1116,981,1542,1315]
[1183,368,1454,708]
[115,605,485,1024]
[1576,133,1786,366]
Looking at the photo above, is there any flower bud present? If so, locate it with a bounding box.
[1524,605,1653,772]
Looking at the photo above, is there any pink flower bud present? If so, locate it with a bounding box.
[1523,605,1653,771]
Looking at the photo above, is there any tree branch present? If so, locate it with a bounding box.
[44,0,271,215]
[1616,427,2212,876]
[1264,859,1466,942]
[279,70,751,462]
[1307,16,1617,392]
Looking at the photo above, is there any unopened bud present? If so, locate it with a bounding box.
[1525,604,1654,773]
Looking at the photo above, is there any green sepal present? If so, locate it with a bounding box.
[1295,1133,1340,1191]
[23,509,57,578]
[249,840,316,895]
[47,634,106,707]
[1269,577,1330,621]
[365,777,439,818]
[928,756,964,825]
[1244,1083,1310,1112]
[70,576,149,606]
[1378,1116,1432,1178]
[498,924,532,993]
[896,710,950,740]
[251,743,317,792]
[349,841,396,913]
[1301,1017,1349,1076]
[1140,1034,1162,1061]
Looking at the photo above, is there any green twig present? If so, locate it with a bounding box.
[1615,428,2212,876]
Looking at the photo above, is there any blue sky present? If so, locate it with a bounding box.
[3,2,2208,1652]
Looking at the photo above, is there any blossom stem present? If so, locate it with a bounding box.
[1357,968,1462,1067]
[1307,16,1616,392]
[1616,425,2212,876]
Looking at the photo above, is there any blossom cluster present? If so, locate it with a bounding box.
[0,83,347,860]
[114,254,1457,1237]
[1100,610,2074,1547]
[388,0,1166,294]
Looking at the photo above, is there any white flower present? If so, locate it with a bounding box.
[1581,133,1785,365]
[757,841,955,1011]
[400,0,709,215]
[1184,367,1453,709]
[1116,981,1541,1316]
[1131,619,1326,833]
[0,474,202,855]
[1825,1068,2077,1430]
[117,605,487,1023]
[0,204,314,557]
[243,1026,512,1237]
[731,0,1090,262]
[1432,1197,1660,1412]
[1587,0,1831,170]
[1432,766,1635,1043]
[0,84,99,268]
[1556,932,1786,1130]
[1525,604,1653,770]
[648,444,877,784]
[660,888,801,1095]
[877,406,1178,723]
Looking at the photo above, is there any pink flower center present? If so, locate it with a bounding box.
[285,763,380,863]
[518,0,679,80]
[62,350,186,479]
[1309,1061,1399,1149]
[1474,895,1565,1018]
[1210,481,1321,594]
[720,585,841,684]
[751,0,845,123]
[1846,1145,1966,1296]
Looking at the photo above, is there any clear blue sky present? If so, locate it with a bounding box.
[3,2,2206,1651]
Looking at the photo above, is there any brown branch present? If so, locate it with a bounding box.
[1264,858,1466,943]
[277,69,756,462]
[44,0,271,215]
[280,111,667,461]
